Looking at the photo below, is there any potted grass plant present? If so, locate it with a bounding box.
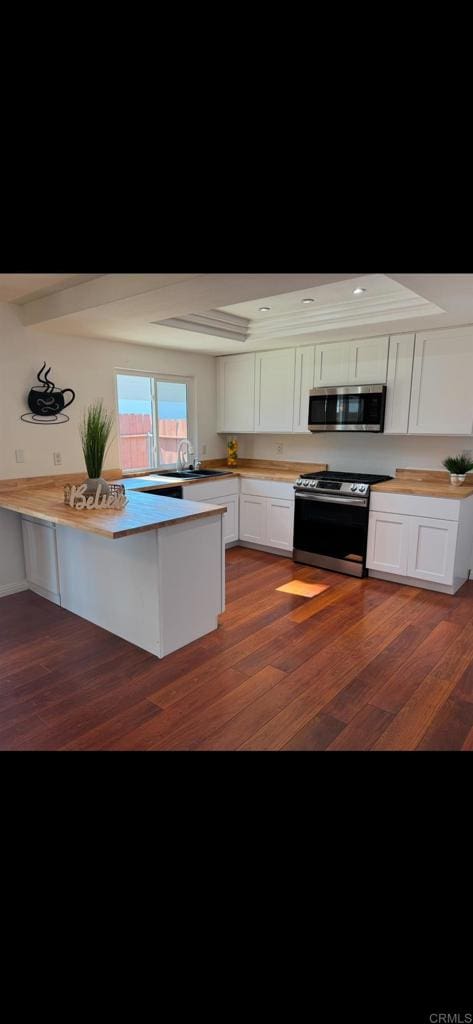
[442,453,473,486]
[80,399,114,497]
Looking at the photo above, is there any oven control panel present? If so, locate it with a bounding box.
[295,477,370,497]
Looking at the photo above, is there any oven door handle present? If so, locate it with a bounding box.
[295,493,369,508]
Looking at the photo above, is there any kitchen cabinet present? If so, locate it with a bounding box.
[366,511,409,576]
[314,337,388,388]
[367,491,473,593]
[315,342,350,386]
[293,345,315,432]
[239,495,267,544]
[21,515,60,604]
[211,495,239,545]
[266,498,294,551]
[384,334,415,434]
[255,348,296,432]
[217,353,256,433]
[239,478,295,553]
[185,478,239,546]
[348,336,389,384]
[407,517,458,584]
[408,326,473,435]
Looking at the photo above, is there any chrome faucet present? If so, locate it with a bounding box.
[177,439,195,471]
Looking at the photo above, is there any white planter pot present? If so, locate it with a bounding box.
[83,476,111,497]
[449,474,466,486]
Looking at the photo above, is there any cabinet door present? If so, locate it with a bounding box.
[408,327,473,435]
[348,336,389,384]
[266,498,294,551]
[384,334,415,434]
[255,349,296,432]
[21,518,60,602]
[292,345,315,432]
[315,342,350,386]
[407,517,458,584]
[217,353,255,432]
[366,511,409,575]
[212,495,239,545]
[239,495,266,544]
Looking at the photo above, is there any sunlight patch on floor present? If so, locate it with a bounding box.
[276,580,330,598]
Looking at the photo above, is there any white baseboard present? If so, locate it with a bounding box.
[0,580,29,598]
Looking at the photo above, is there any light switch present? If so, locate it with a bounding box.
[15,449,25,463]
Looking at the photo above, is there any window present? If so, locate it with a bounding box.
[116,371,192,472]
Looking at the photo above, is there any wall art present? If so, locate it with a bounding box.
[21,362,76,424]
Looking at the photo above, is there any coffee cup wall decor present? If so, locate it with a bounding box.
[21,362,76,424]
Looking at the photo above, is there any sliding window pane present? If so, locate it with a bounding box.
[157,381,188,466]
[117,374,155,471]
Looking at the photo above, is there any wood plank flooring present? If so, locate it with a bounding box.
[1,547,473,750]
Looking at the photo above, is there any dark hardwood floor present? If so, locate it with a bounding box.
[1,547,473,750]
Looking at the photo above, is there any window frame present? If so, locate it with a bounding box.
[114,368,196,474]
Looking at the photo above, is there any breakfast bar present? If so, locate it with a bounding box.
[0,480,226,658]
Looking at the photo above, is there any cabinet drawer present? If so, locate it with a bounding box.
[182,478,239,501]
[370,491,461,521]
[240,478,295,501]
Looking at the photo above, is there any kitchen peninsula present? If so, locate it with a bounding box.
[0,476,226,658]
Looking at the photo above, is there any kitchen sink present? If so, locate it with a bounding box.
[154,469,230,479]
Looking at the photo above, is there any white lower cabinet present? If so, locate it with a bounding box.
[239,479,295,553]
[239,495,267,544]
[187,477,295,556]
[366,512,409,576]
[367,492,473,593]
[266,498,294,551]
[407,517,458,584]
[212,495,239,544]
[21,515,61,604]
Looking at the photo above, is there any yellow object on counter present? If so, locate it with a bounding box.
[227,437,238,467]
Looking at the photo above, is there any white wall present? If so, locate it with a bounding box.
[0,302,225,481]
[234,432,473,476]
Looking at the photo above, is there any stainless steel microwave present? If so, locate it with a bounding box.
[308,384,387,432]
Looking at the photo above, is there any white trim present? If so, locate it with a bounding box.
[0,580,29,598]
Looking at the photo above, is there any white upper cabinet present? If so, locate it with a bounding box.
[408,326,473,435]
[384,334,415,434]
[315,342,350,386]
[315,337,388,387]
[217,353,256,433]
[255,348,296,432]
[348,336,389,384]
[292,345,315,432]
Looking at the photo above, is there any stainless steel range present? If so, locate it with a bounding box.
[293,471,392,578]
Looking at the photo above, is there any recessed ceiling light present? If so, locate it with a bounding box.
[258,306,271,312]
[353,287,367,295]
[301,298,315,304]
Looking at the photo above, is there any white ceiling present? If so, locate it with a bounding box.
[4,272,473,354]
[0,274,103,303]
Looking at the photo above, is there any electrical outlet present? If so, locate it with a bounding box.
[53,452,62,466]
[276,443,283,455]
[15,449,25,463]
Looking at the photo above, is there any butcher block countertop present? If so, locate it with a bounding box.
[372,468,473,500]
[0,483,225,539]
[122,460,328,487]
